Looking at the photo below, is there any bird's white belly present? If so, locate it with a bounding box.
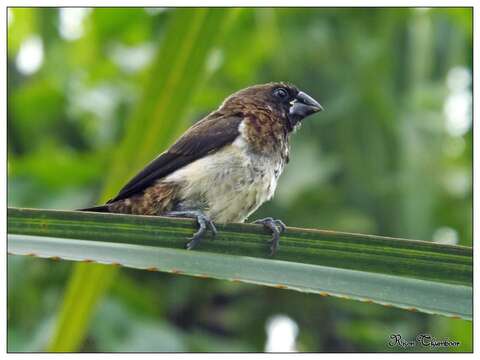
[164,143,284,223]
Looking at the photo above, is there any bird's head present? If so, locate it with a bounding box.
[221,82,324,132]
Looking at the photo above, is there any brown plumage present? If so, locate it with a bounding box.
[108,182,179,215]
[81,82,323,254]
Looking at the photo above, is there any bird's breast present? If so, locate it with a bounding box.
[163,135,286,223]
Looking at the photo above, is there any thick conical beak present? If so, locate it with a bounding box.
[288,91,323,129]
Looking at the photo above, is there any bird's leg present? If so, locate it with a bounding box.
[252,217,286,256]
[164,210,217,250]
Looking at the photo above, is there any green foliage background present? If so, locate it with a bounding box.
[7,8,472,352]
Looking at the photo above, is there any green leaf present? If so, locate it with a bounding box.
[45,8,240,352]
[102,8,241,197]
[8,207,473,320]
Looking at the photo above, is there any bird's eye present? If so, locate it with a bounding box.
[273,88,289,100]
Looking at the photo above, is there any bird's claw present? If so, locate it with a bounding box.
[165,210,216,250]
[253,217,286,256]
[186,213,217,250]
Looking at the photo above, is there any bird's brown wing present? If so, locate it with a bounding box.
[107,112,243,203]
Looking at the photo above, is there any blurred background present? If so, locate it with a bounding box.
[7,7,472,352]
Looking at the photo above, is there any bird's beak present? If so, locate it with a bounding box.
[288,91,323,129]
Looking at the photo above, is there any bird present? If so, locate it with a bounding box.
[81,82,323,255]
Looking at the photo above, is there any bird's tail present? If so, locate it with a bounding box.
[77,205,110,212]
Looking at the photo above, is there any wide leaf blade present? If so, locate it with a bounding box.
[8,208,473,320]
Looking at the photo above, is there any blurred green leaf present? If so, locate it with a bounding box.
[8,9,37,54]
[44,8,240,352]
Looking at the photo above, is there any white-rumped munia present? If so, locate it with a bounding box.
[81,82,323,255]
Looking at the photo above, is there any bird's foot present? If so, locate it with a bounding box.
[165,210,217,250]
[252,217,286,256]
